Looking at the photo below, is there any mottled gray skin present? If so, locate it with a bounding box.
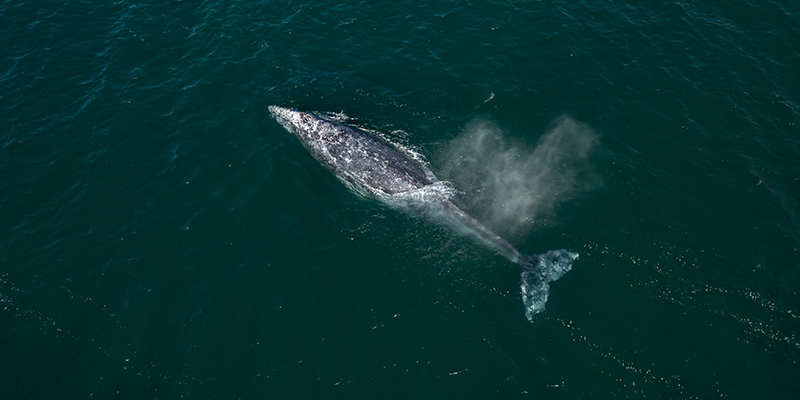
[269,106,576,320]
[269,106,434,195]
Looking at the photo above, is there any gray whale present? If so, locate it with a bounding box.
[270,106,577,320]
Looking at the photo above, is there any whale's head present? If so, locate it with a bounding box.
[269,106,342,160]
[269,106,327,150]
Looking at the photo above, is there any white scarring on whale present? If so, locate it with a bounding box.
[269,106,577,320]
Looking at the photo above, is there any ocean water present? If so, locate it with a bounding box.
[1,0,798,398]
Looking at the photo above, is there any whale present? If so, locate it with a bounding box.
[269,106,577,320]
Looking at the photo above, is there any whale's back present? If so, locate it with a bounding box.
[271,106,434,195]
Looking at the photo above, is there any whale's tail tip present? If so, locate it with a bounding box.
[519,249,578,320]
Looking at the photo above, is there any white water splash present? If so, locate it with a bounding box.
[440,115,601,235]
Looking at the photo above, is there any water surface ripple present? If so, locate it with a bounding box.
[1,0,798,398]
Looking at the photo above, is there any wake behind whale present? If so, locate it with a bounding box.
[269,106,577,320]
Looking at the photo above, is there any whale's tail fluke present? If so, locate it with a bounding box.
[519,249,578,320]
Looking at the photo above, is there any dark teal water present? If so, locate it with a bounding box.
[2,0,799,398]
